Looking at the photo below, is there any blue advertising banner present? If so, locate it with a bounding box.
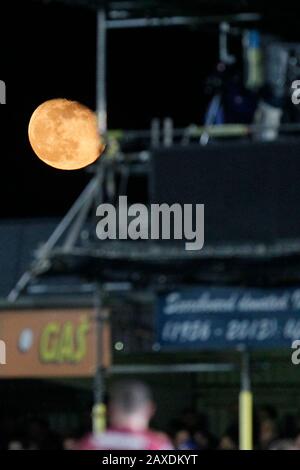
[156,287,300,350]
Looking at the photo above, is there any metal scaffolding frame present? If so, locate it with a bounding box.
[7,3,255,447]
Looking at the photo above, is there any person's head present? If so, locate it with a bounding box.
[63,437,76,450]
[269,439,296,450]
[293,429,300,449]
[219,426,239,450]
[108,380,155,432]
[194,430,211,450]
[219,434,238,450]
[173,429,191,449]
[7,440,23,450]
[259,418,278,449]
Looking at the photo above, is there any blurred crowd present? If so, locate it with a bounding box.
[169,405,300,450]
[1,404,300,450]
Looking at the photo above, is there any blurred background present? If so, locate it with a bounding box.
[3,0,300,451]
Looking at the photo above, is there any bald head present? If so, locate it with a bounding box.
[109,380,153,414]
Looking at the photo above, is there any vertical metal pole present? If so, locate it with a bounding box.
[92,285,106,435]
[95,6,107,210]
[150,118,160,148]
[163,118,174,147]
[96,6,107,136]
[239,349,253,450]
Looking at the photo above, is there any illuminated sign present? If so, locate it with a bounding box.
[0,309,110,378]
[157,287,300,350]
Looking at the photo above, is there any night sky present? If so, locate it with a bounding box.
[0,1,219,218]
[2,1,300,218]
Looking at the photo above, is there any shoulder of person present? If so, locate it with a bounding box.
[148,430,173,450]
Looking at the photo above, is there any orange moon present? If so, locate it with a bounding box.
[28,98,105,170]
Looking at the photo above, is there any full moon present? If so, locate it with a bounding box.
[28,98,105,170]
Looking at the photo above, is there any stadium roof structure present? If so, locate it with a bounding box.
[4,1,298,429]
[7,163,300,304]
[41,0,260,16]
[37,0,263,29]
[36,0,300,25]
[8,0,300,303]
